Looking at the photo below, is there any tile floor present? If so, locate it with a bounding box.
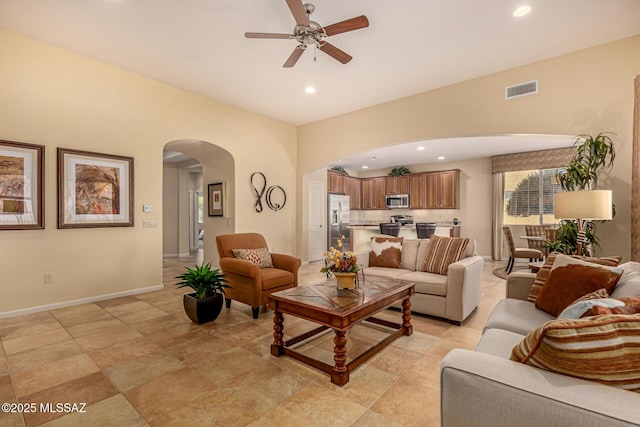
[0,253,507,427]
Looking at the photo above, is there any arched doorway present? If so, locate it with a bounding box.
[163,139,235,267]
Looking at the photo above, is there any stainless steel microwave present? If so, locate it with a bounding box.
[386,194,409,209]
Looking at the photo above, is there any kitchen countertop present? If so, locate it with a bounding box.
[349,223,459,228]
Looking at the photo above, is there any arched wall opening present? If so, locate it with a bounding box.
[164,139,235,267]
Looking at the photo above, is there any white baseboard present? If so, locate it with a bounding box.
[0,284,165,319]
[163,253,193,258]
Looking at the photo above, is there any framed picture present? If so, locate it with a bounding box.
[208,182,224,217]
[58,148,134,228]
[0,140,45,230]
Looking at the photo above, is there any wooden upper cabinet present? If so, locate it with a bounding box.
[362,177,386,210]
[423,169,460,209]
[328,169,458,210]
[423,172,440,209]
[347,176,362,210]
[386,176,409,194]
[408,174,424,209]
[327,170,347,194]
[438,170,459,209]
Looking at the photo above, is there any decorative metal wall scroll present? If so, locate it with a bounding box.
[250,172,287,212]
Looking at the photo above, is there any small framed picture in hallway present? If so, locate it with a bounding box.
[208,182,224,217]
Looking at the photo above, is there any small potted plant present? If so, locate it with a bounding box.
[176,262,230,324]
[320,236,360,289]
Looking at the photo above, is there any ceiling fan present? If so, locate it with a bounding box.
[245,0,369,68]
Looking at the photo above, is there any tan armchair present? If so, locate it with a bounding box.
[216,233,301,319]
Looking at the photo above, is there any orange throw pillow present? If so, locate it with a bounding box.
[534,254,623,316]
[511,314,640,392]
[527,252,621,303]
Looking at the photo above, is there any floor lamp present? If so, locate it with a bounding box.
[554,190,613,256]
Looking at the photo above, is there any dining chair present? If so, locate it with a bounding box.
[524,225,550,259]
[502,226,543,274]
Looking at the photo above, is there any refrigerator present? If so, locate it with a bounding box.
[327,194,351,251]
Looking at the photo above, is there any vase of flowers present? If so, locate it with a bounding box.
[321,236,360,289]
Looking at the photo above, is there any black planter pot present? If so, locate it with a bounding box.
[183,293,224,324]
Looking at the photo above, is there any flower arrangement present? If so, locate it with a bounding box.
[320,236,359,277]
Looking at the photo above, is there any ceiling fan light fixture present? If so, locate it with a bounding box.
[513,5,531,17]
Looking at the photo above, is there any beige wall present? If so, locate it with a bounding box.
[0,29,297,314]
[297,35,640,261]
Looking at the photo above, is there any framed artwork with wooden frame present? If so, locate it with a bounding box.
[57,148,134,228]
[208,182,224,217]
[0,139,45,230]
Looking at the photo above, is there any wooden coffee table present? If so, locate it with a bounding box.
[268,277,415,386]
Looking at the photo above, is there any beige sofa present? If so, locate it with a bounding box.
[440,263,640,427]
[358,238,484,324]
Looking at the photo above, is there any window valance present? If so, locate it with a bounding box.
[492,147,575,174]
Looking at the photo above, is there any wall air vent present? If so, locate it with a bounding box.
[505,80,538,99]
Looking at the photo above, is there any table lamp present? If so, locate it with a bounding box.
[554,190,613,256]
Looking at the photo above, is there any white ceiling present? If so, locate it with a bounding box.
[1,0,639,127]
[334,134,573,171]
[2,1,638,169]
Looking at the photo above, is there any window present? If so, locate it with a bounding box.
[503,168,565,225]
[197,192,204,224]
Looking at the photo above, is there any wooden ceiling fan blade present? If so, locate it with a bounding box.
[283,46,305,68]
[245,32,291,39]
[319,42,352,64]
[323,15,369,37]
[285,0,309,26]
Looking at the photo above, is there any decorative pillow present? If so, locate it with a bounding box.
[581,296,640,317]
[612,262,640,298]
[527,252,622,303]
[510,314,640,392]
[232,247,274,268]
[534,254,623,316]
[558,297,623,319]
[369,237,404,268]
[572,288,610,303]
[421,235,470,275]
[400,239,420,271]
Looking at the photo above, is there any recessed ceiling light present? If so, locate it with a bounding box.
[362,165,369,169]
[417,146,425,151]
[437,156,445,160]
[513,5,531,17]
[367,156,379,160]
[305,86,316,94]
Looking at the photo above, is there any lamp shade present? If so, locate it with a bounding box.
[554,190,612,220]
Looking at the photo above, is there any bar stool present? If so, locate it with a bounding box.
[379,223,401,237]
[416,222,437,239]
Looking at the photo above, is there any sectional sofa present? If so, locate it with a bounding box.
[440,260,640,426]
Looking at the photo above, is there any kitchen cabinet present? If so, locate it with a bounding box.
[327,170,347,194]
[408,174,424,209]
[362,177,386,210]
[327,168,458,210]
[385,175,409,194]
[418,169,460,209]
[347,176,362,210]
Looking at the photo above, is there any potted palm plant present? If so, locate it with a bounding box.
[176,262,229,324]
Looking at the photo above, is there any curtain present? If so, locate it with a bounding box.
[492,173,504,260]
